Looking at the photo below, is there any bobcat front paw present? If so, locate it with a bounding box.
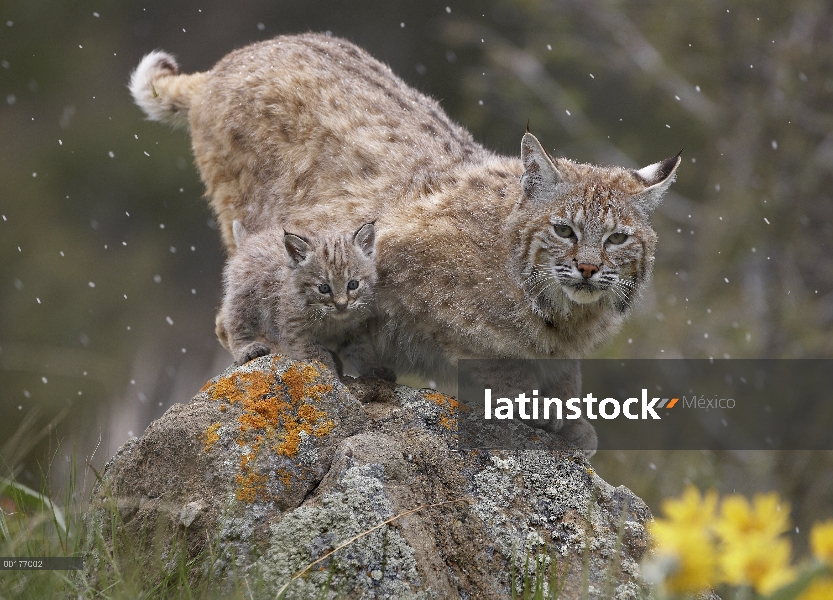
[234,342,271,366]
[557,418,598,458]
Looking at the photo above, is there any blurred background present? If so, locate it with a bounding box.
[2,0,832,546]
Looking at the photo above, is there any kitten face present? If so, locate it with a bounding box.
[285,223,377,327]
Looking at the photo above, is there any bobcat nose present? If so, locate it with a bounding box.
[577,263,599,279]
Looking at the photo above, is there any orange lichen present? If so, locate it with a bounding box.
[207,369,274,404]
[314,420,335,437]
[297,404,322,422]
[239,411,268,432]
[202,360,339,502]
[219,404,227,412]
[277,467,293,490]
[425,391,464,431]
[235,471,270,503]
[210,374,243,403]
[306,383,333,402]
[438,414,456,430]
[276,431,302,458]
[281,365,326,404]
[425,391,465,412]
[203,422,222,452]
[275,404,334,456]
[239,435,263,472]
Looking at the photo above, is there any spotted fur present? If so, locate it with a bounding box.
[132,33,680,386]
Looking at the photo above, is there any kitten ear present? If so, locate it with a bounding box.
[520,132,563,203]
[353,222,376,257]
[232,220,249,246]
[283,232,312,266]
[633,151,682,211]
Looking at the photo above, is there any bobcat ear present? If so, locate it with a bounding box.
[283,232,312,266]
[353,222,376,258]
[633,151,682,211]
[520,132,563,203]
[232,220,249,246]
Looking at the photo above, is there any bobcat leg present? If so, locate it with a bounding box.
[277,338,343,375]
[235,341,272,366]
[222,308,275,366]
[555,418,598,458]
[215,313,231,352]
[342,334,396,382]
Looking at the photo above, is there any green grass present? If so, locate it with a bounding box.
[0,454,237,600]
[510,544,570,600]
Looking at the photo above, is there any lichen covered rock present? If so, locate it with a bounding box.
[85,355,652,598]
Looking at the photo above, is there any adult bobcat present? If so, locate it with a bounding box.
[131,34,679,448]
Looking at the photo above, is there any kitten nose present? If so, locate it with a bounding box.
[334,300,348,311]
[577,263,599,279]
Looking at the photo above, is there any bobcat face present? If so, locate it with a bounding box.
[301,262,373,320]
[283,222,378,325]
[523,198,649,312]
[538,201,649,310]
[518,133,679,315]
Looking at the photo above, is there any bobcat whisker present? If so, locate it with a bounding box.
[524,264,560,296]
[525,274,555,295]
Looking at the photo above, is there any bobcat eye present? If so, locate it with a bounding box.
[607,232,628,245]
[317,284,331,294]
[346,280,359,290]
[553,224,574,238]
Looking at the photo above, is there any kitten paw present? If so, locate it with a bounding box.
[235,342,272,366]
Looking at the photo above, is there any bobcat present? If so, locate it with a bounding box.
[131,34,680,451]
[217,220,392,379]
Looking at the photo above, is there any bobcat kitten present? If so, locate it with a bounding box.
[218,220,389,378]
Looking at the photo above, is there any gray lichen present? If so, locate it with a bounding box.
[258,464,426,599]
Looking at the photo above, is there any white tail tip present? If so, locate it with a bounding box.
[129,50,187,126]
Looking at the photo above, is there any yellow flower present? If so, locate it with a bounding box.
[659,485,719,529]
[720,535,795,595]
[810,520,833,568]
[798,577,833,600]
[650,523,718,594]
[648,486,720,594]
[715,492,790,546]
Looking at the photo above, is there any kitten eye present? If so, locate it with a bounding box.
[553,224,574,238]
[607,232,628,245]
[346,280,359,290]
[317,283,332,294]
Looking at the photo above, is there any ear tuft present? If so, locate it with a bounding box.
[353,222,376,257]
[633,151,682,212]
[283,232,312,266]
[520,132,563,203]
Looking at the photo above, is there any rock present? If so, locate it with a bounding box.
[84,354,652,598]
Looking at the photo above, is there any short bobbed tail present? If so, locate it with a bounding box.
[129,50,205,129]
